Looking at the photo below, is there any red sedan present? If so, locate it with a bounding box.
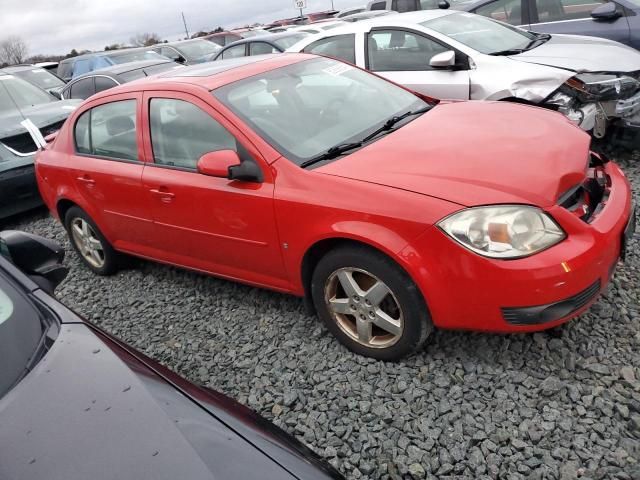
[35,54,635,360]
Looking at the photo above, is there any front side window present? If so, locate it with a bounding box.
[222,45,247,59]
[174,40,221,59]
[214,57,427,165]
[535,0,607,22]
[0,272,53,399]
[149,98,237,169]
[475,0,523,25]
[158,47,181,61]
[302,34,356,64]
[110,50,165,65]
[422,12,536,54]
[368,30,450,71]
[74,100,138,161]
[69,78,95,100]
[0,75,54,113]
[370,1,388,10]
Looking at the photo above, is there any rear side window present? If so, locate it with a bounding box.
[393,0,419,11]
[69,77,95,100]
[303,34,356,64]
[74,100,138,161]
[221,45,246,59]
[94,76,118,94]
[370,1,387,9]
[149,98,237,170]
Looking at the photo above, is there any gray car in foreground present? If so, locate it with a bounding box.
[0,73,81,219]
[288,10,640,142]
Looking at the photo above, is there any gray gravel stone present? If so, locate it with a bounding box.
[5,149,639,479]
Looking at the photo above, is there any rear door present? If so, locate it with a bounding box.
[528,0,631,44]
[140,91,288,289]
[68,93,153,248]
[366,28,470,99]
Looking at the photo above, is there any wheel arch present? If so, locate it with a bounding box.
[299,235,420,314]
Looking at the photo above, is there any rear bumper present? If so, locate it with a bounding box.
[0,162,42,219]
[400,162,633,333]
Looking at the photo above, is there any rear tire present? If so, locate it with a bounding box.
[311,245,433,361]
[64,206,120,276]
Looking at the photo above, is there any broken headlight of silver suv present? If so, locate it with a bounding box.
[545,72,640,138]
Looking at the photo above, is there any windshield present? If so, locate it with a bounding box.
[0,270,50,399]
[175,40,221,59]
[13,69,65,90]
[273,33,310,49]
[422,12,536,54]
[0,75,54,113]
[110,50,166,64]
[214,58,427,165]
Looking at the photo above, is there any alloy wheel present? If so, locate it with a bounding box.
[70,218,105,269]
[324,267,403,349]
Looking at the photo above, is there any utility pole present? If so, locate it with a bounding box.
[181,12,190,39]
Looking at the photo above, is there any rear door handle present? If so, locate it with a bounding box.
[150,188,175,203]
[76,175,95,186]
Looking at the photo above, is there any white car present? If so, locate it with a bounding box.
[287,10,640,139]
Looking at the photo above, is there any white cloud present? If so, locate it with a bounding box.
[0,0,365,56]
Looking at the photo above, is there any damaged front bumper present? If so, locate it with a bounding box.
[544,74,640,138]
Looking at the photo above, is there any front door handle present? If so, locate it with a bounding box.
[150,188,175,203]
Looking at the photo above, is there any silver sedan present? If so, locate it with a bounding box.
[287,10,640,139]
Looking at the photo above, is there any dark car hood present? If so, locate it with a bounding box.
[510,34,640,72]
[0,99,81,139]
[318,101,590,208]
[0,318,339,480]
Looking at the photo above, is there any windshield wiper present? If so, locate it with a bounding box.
[490,33,552,56]
[8,316,56,391]
[300,106,430,169]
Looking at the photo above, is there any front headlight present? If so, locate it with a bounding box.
[565,74,640,102]
[437,205,566,259]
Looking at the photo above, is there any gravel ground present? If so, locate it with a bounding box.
[5,149,640,480]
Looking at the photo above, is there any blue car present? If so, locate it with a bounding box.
[454,0,640,50]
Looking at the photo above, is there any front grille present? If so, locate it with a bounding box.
[558,154,610,223]
[502,280,601,326]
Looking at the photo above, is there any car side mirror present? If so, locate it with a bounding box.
[197,150,241,177]
[430,50,456,69]
[49,89,62,100]
[591,2,621,20]
[176,55,187,64]
[438,0,451,8]
[0,231,68,294]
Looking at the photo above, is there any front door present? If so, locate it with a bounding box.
[365,29,470,100]
[140,92,288,289]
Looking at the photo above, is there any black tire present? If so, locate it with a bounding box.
[311,245,433,361]
[64,206,120,275]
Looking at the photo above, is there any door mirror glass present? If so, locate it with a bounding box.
[591,2,620,19]
[197,150,241,177]
[438,0,451,8]
[429,50,456,68]
[0,231,68,293]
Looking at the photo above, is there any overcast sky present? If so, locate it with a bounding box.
[0,0,364,57]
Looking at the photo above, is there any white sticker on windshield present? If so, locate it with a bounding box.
[0,289,14,326]
[31,69,47,74]
[61,105,77,110]
[322,63,353,77]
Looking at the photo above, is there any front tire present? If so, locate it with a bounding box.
[64,206,120,275]
[311,245,433,361]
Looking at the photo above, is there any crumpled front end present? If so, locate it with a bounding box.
[544,71,640,138]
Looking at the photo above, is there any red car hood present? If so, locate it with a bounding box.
[318,101,590,208]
